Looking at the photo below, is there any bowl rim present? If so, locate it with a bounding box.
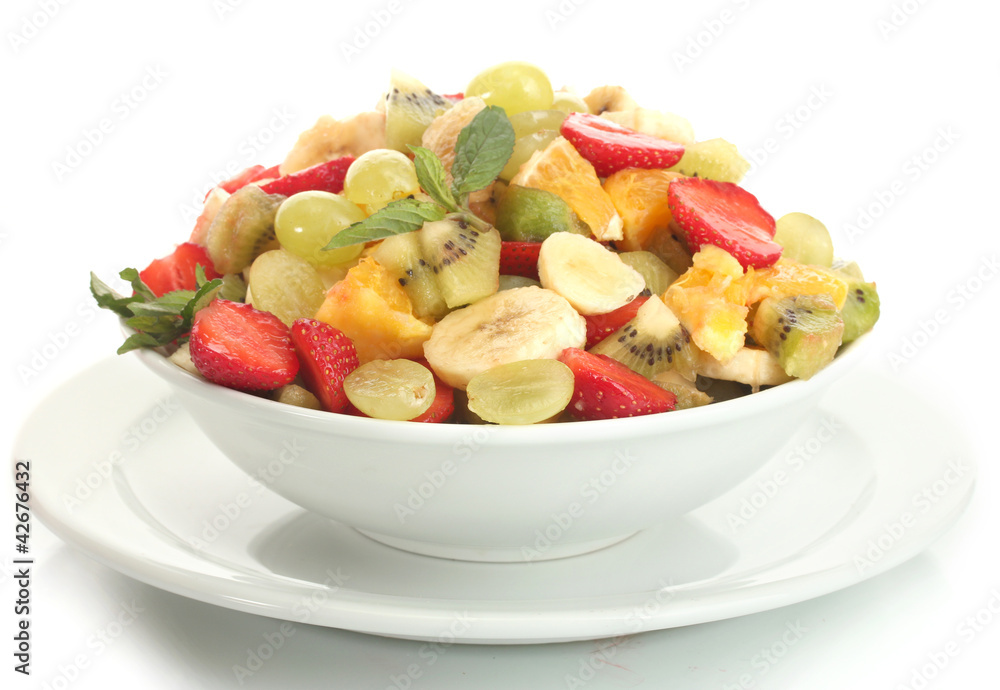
[130,330,871,446]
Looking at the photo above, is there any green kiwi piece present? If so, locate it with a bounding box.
[838,280,880,343]
[618,251,679,296]
[589,295,695,379]
[384,69,453,153]
[372,232,449,321]
[751,294,844,380]
[418,214,500,308]
[206,185,286,274]
[494,184,590,242]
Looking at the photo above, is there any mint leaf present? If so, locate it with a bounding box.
[324,197,447,249]
[409,145,459,212]
[90,272,143,318]
[450,106,515,199]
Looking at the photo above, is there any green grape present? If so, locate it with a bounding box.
[466,359,574,425]
[342,149,420,215]
[509,109,566,139]
[773,212,835,267]
[500,129,559,181]
[274,191,366,267]
[551,91,589,114]
[246,248,326,326]
[618,251,679,295]
[344,359,435,421]
[465,61,554,116]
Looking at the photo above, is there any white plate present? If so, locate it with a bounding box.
[18,355,975,644]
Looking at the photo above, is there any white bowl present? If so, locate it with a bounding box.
[134,337,868,562]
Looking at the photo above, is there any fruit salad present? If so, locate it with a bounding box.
[91,60,880,425]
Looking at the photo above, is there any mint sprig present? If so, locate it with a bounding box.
[90,265,224,354]
[323,105,515,250]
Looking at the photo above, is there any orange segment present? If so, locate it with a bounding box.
[315,257,432,363]
[510,137,623,241]
[603,169,684,251]
[664,245,749,362]
[743,258,848,309]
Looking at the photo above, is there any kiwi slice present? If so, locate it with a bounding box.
[838,279,880,343]
[494,184,590,242]
[418,214,500,308]
[750,294,844,380]
[646,223,694,275]
[618,251,679,296]
[589,295,695,379]
[205,185,286,274]
[372,232,449,321]
[384,69,453,153]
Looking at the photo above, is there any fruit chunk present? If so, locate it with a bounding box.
[274,384,322,411]
[419,214,501,308]
[664,245,751,363]
[205,185,286,274]
[190,186,230,245]
[510,136,623,241]
[603,169,684,251]
[466,359,575,425]
[410,372,455,423]
[290,318,359,413]
[558,348,676,420]
[772,212,835,267]
[750,294,845,380]
[583,295,649,349]
[344,359,435,421]
[600,108,695,146]
[837,278,880,343]
[499,241,542,281]
[583,85,638,115]
[589,295,695,380]
[494,185,590,242]
[260,157,354,197]
[384,69,453,153]
[421,96,487,177]
[139,242,220,297]
[744,257,848,309]
[315,257,433,363]
[650,370,713,409]
[342,149,420,215]
[617,251,679,295]
[693,346,793,391]
[500,130,561,182]
[281,111,385,175]
[423,286,586,390]
[246,249,326,326]
[667,177,781,269]
[538,232,645,315]
[667,139,749,183]
[465,61,553,116]
[560,112,685,178]
[189,300,299,392]
[274,191,366,267]
[371,232,448,321]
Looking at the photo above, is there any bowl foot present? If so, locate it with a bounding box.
[354,529,638,563]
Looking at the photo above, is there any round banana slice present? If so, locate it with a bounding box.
[694,347,793,392]
[538,232,645,315]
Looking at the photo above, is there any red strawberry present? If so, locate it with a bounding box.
[584,295,650,349]
[500,241,542,280]
[209,164,280,199]
[290,319,359,413]
[667,177,781,269]
[557,347,676,420]
[442,92,464,103]
[139,242,220,297]
[260,157,355,197]
[560,112,685,178]
[189,300,299,391]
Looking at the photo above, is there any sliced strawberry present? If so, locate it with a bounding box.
[290,319,359,413]
[442,92,464,103]
[560,112,685,178]
[667,177,781,269]
[139,242,221,297]
[207,164,280,200]
[558,347,676,420]
[260,157,355,197]
[584,295,650,349]
[189,300,299,392]
[500,241,542,280]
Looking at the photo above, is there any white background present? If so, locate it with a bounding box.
[3,0,999,688]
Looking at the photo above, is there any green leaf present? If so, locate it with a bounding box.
[120,267,156,302]
[450,106,515,199]
[117,332,164,354]
[323,197,447,249]
[409,145,459,212]
[90,272,142,318]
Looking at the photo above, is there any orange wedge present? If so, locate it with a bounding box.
[510,137,623,241]
[603,168,684,251]
[743,258,848,309]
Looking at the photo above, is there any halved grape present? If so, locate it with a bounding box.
[274,191,366,267]
[465,61,554,116]
[344,359,435,421]
[551,91,589,114]
[342,149,419,215]
[247,249,326,326]
[466,359,574,425]
[509,110,566,139]
[500,130,560,181]
[773,212,834,267]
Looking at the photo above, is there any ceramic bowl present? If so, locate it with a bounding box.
[134,337,868,562]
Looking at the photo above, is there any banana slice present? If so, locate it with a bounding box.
[583,85,638,114]
[280,110,386,175]
[694,347,794,392]
[423,286,586,390]
[537,232,645,315]
[601,108,695,146]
